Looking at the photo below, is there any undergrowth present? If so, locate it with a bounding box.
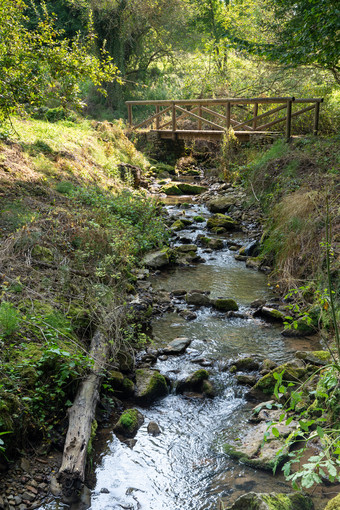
[0,116,168,456]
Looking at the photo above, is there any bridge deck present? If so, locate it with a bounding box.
[150,129,279,141]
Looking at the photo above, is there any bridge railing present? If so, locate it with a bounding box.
[125,97,323,140]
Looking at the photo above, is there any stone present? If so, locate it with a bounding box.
[176,244,198,253]
[252,359,308,395]
[324,494,340,510]
[177,369,210,394]
[250,298,266,308]
[161,183,182,195]
[207,214,238,231]
[212,298,239,311]
[186,292,211,307]
[295,350,331,366]
[170,219,186,231]
[172,289,187,296]
[108,371,135,398]
[235,254,248,261]
[282,319,317,337]
[207,196,238,213]
[142,249,170,268]
[202,380,216,398]
[179,309,197,320]
[114,409,144,439]
[246,257,262,270]
[254,306,285,321]
[162,337,192,354]
[236,374,258,385]
[100,488,110,494]
[177,183,206,195]
[20,458,31,473]
[147,421,161,436]
[135,369,168,403]
[22,492,35,502]
[225,492,314,510]
[233,357,260,371]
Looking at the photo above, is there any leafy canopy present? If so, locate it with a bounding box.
[0,0,119,125]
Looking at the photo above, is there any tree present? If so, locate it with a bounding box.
[0,0,119,125]
[225,0,340,83]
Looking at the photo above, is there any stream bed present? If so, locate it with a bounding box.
[88,199,323,510]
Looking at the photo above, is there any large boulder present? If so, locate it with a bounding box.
[108,370,135,398]
[135,369,168,403]
[113,409,144,438]
[198,235,224,250]
[224,409,298,471]
[207,214,239,232]
[161,183,182,195]
[176,244,198,253]
[225,492,314,510]
[207,196,238,213]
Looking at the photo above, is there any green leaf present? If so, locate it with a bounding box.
[271,427,280,438]
[317,426,324,438]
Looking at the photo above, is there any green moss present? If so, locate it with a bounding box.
[177,183,205,195]
[146,372,168,396]
[253,362,308,395]
[213,298,239,311]
[119,409,138,429]
[207,214,237,231]
[171,219,186,231]
[162,183,182,195]
[324,493,340,510]
[188,369,209,384]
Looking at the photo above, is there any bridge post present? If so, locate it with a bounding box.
[198,104,202,130]
[226,101,231,129]
[172,101,176,140]
[286,99,293,141]
[156,105,160,130]
[313,102,320,135]
[128,104,132,127]
[253,103,258,130]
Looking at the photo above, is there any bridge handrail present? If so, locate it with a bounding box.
[126,97,324,140]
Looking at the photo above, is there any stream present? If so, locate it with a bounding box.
[87,197,322,510]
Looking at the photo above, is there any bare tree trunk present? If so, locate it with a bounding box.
[55,328,110,502]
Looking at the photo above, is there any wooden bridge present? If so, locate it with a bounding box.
[126,97,323,142]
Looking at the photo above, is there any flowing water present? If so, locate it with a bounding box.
[89,200,322,510]
[43,198,324,510]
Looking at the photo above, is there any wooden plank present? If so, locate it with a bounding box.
[230,118,253,131]
[133,106,172,129]
[126,97,296,106]
[256,104,316,131]
[175,105,225,130]
[198,105,202,130]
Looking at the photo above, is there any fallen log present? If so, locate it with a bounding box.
[54,327,110,502]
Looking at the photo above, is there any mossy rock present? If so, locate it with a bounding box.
[202,380,216,398]
[177,369,210,394]
[324,493,340,510]
[67,304,92,335]
[154,162,177,175]
[193,215,205,223]
[207,196,237,213]
[253,360,308,395]
[113,408,144,438]
[233,357,260,371]
[177,183,206,195]
[207,214,238,231]
[225,492,314,510]
[135,369,168,403]
[176,244,198,253]
[31,245,54,262]
[282,318,316,337]
[213,298,238,312]
[295,350,331,366]
[171,219,186,231]
[108,370,135,398]
[161,183,182,195]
